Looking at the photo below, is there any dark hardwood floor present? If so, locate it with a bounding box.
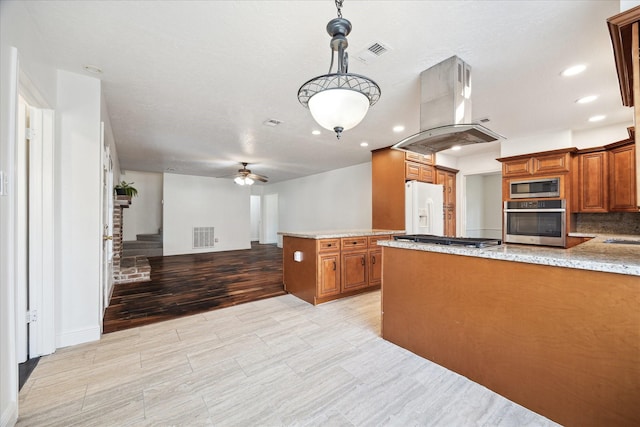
[103,242,285,333]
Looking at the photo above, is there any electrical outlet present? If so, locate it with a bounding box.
[214,238,219,243]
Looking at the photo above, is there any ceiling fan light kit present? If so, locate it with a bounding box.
[297,0,381,139]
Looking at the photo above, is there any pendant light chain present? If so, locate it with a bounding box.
[335,0,343,18]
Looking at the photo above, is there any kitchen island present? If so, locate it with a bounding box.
[280,229,403,305]
[378,235,640,427]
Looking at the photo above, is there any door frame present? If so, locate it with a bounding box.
[16,68,56,359]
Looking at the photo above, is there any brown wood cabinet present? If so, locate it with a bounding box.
[576,150,609,213]
[372,147,442,230]
[283,234,391,305]
[500,149,574,178]
[573,140,638,213]
[608,140,638,211]
[435,166,458,237]
[340,236,368,291]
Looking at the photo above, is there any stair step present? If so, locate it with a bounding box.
[137,233,163,242]
[122,248,163,258]
[123,240,162,249]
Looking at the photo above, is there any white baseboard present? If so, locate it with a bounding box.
[56,325,101,349]
[1,401,18,427]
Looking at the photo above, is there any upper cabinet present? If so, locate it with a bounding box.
[608,140,637,211]
[607,6,640,208]
[499,149,574,178]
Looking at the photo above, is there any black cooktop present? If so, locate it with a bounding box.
[394,234,502,248]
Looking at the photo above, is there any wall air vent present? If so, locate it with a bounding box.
[193,227,215,249]
[355,42,391,64]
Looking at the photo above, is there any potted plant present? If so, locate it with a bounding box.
[114,181,138,197]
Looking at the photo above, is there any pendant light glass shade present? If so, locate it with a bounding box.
[307,88,370,132]
[297,2,380,139]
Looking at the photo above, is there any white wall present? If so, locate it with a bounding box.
[266,162,372,245]
[0,2,59,425]
[56,70,103,348]
[120,171,163,240]
[571,122,631,148]
[500,130,573,157]
[163,173,251,255]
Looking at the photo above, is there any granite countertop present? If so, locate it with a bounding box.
[278,229,405,239]
[378,234,640,276]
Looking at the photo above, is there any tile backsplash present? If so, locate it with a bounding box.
[575,212,640,235]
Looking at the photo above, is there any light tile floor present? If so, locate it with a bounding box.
[17,291,560,426]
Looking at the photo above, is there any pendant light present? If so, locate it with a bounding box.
[297,0,381,139]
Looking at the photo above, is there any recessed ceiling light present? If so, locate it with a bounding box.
[561,64,586,77]
[588,115,606,122]
[576,95,598,104]
[450,145,462,151]
[360,142,369,147]
[312,130,321,135]
[393,125,405,133]
[83,64,103,74]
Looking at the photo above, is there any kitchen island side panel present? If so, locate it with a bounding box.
[282,236,317,305]
[381,246,640,427]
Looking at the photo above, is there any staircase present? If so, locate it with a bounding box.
[123,231,163,257]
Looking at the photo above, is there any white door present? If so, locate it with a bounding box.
[100,126,114,322]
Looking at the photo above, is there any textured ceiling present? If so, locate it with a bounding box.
[22,0,632,183]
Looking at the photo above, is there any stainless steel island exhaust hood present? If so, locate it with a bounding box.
[392,56,503,155]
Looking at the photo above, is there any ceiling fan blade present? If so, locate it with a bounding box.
[247,173,268,182]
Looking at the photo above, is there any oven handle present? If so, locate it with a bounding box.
[504,209,566,213]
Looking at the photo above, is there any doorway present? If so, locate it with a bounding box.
[463,172,502,239]
[260,193,279,246]
[250,195,261,242]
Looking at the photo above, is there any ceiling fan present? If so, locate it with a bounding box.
[233,162,268,185]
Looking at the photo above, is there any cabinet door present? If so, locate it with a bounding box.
[368,249,382,286]
[419,165,435,183]
[445,207,456,238]
[405,161,420,181]
[318,253,340,297]
[532,152,571,174]
[578,152,608,212]
[609,144,637,211]
[342,250,368,291]
[502,159,532,177]
[406,152,434,165]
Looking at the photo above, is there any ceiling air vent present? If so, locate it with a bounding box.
[263,119,282,127]
[355,42,391,65]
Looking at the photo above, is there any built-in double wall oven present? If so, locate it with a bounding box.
[504,177,565,247]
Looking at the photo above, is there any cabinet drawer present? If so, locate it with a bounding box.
[405,151,434,165]
[502,159,532,177]
[341,237,368,250]
[368,235,390,247]
[533,153,570,174]
[318,239,340,252]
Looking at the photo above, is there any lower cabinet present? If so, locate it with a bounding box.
[341,250,368,291]
[368,249,383,286]
[283,234,392,305]
[317,252,340,297]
